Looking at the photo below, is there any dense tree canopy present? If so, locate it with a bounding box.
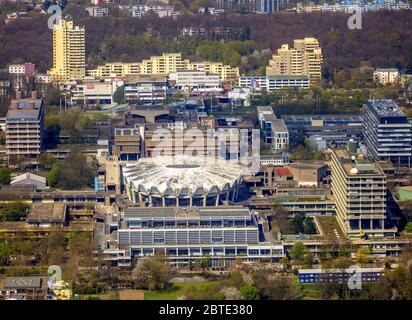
[0,168,11,185]
[0,10,411,79]
[0,202,28,221]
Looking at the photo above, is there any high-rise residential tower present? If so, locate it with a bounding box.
[50,19,85,82]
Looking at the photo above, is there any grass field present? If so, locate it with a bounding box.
[300,283,322,300]
[144,281,223,300]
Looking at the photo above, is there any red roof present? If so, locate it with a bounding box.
[275,167,293,177]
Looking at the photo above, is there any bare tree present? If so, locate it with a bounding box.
[132,255,174,291]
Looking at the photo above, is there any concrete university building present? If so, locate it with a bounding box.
[331,147,397,238]
[122,155,243,207]
[105,206,285,267]
[363,99,412,167]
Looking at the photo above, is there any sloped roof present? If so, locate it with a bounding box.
[11,173,46,185]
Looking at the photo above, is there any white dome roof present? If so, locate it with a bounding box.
[123,155,244,196]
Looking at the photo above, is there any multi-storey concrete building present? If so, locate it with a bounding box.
[87,53,239,82]
[50,19,85,82]
[124,4,180,18]
[168,71,221,93]
[282,114,364,147]
[71,79,123,106]
[266,38,322,83]
[106,206,285,267]
[363,99,412,167]
[239,75,310,91]
[186,61,239,82]
[122,155,243,207]
[269,119,289,153]
[256,0,279,12]
[113,126,143,161]
[258,107,289,153]
[87,62,141,78]
[373,68,400,85]
[330,147,397,238]
[215,0,257,13]
[8,63,35,76]
[5,91,44,159]
[295,1,410,13]
[124,75,168,105]
[85,6,109,17]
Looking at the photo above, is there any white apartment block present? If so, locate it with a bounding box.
[8,64,25,75]
[86,7,109,17]
[168,71,221,92]
[257,105,274,125]
[373,68,400,85]
[239,75,310,92]
[120,5,180,18]
[71,79,123,106]
[271,119,289,152]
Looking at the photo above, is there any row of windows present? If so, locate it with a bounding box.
[119,229,259,245]
[129,246,282,257]
[127,218,254,228]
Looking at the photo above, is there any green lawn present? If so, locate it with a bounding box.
[144,281,222,300]
[300,283,322,300]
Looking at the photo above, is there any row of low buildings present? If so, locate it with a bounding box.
[69,72,221,106]
[4,81,412,174]
[4,89,411,170]
[258,99,412,168]
[86,53,240,83]
[66,68,406,108]
[70,72,314,107]
[212,0,293,13]
[293,0,411,13]
[119,4,180,18]
[48,19,239,83]
[46,18,325,94]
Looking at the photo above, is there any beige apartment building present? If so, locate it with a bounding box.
[87,62,141,78]
[266,38,322,83]
[49,19,85,82]
[330,148,397,238]
[86,53,239,82]
[5,91,44,159]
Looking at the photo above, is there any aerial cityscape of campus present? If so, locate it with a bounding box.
[0,0,412,305]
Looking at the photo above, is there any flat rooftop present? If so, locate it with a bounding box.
[257,106,273,113]
[367,99,405,118]
[314,216,347,242]
[262,113,277,122]
[271,119,288,132]
[3,276,42,289]
[124,206,251,219]
[332,149,384,176]
[6,98,43,120]
[282,114,363,122]
[28,203,66,224]
[288,162,326,170]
